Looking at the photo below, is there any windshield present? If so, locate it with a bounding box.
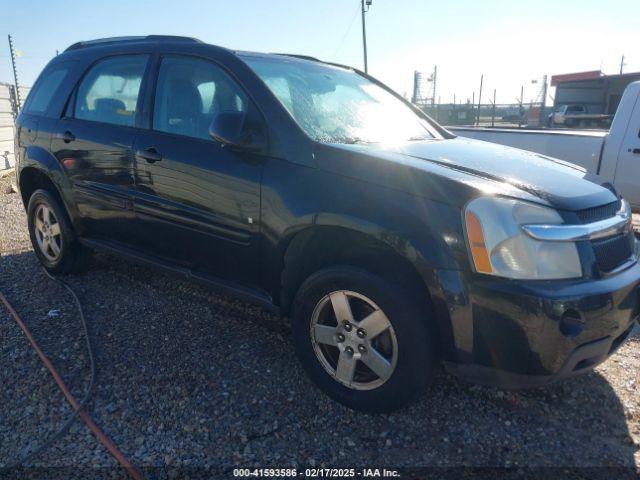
[241,55,437,144]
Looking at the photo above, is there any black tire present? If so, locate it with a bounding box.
[27,189,91,274]
[292,266,437,412]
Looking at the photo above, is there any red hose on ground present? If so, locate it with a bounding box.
[0,291,144,480]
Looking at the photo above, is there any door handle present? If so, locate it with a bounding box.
[56,130,75,143]
[136,147,162,163]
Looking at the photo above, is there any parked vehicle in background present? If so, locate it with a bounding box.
[14,36,640,412]
[452,81,640,211]
[548,104,612,128]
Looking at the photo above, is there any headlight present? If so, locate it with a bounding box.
[464,196,582,279]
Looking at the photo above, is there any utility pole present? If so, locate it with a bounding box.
[361,0,372,74]
[476,74,483,126]
[518,85,524,128]
[620,54,626,75]
[538,74,548,127]
[411,70,419,104]
[471,92,475,125]
[491,88,496,127]
[431,65,437,107]
[8,35,21,110]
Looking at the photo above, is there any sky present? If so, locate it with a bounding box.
[1,0,639,105]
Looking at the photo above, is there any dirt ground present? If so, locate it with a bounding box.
[1,172,639,478]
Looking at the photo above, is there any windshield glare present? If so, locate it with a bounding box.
[242,56,436,144]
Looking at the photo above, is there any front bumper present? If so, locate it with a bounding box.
[436,261,640,388]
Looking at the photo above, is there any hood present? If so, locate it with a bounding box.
[315,137,616,211]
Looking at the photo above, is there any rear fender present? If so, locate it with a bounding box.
[19,146,78,224]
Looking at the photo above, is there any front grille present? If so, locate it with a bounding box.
[576,200,620,224]
[591,232,635,272]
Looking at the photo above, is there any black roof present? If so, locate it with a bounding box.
[64,35,202,52]
[63,35,347,70]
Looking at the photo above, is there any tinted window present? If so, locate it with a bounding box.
[24,65,69,114]
[153,56,248,140]
[75,55,148,127]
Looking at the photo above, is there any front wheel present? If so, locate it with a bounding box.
[292,266,437,412]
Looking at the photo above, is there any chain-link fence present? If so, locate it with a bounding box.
[421,102,551,128]
[0,83,29,170]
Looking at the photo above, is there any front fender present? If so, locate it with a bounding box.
[274,212,465,363]
[276,199,468,276]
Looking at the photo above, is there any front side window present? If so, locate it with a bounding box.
[24,64,70,115]
[152,56,248,141]
[241,55,437,144]
[75,55,148,127]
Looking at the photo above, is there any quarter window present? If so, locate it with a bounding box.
[75,55,148,127]
[152,56,248,141]
[23,65,70,115]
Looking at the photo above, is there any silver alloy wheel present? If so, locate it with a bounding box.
[34,203,62,263]
[310,290,398,391]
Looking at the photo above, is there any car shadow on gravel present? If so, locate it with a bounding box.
[1,249,638,473]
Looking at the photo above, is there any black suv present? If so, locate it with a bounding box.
[15,36,639,412]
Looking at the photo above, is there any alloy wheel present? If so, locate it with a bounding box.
[310,290,398,390]
[34,203,62,263]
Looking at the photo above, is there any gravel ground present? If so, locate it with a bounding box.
[1,172,639,478]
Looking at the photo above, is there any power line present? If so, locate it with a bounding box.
[331,2,361,59]
[0,55,55,59]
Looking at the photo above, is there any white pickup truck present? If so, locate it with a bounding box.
[451,81,640,210]
[548,104,611,128]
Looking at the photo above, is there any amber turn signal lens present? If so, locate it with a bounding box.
[465,210,493,274]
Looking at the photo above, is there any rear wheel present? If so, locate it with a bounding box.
[27,189,91,274]
[292,266,437,412]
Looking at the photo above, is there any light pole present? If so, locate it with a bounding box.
[361,0,372,73]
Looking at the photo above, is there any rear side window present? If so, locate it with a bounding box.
[75,55,148,127]
[23,65,70,115]
[152,56,248,140]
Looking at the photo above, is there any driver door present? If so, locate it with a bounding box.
[132,55,265,289]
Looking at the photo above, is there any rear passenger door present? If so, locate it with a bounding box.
[132,55,265,289]
[50,54,149,244]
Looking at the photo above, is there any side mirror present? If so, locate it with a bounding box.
[209,112,266,152]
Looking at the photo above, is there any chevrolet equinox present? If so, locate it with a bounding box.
[15,36,640,412]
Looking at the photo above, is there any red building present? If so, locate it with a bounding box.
[550,70,640,115]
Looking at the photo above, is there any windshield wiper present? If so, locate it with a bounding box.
[326,136,371,145]
[408,135,434,141]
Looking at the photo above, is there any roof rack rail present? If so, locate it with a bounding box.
[272,53,321,62]
[65,35,202,52]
